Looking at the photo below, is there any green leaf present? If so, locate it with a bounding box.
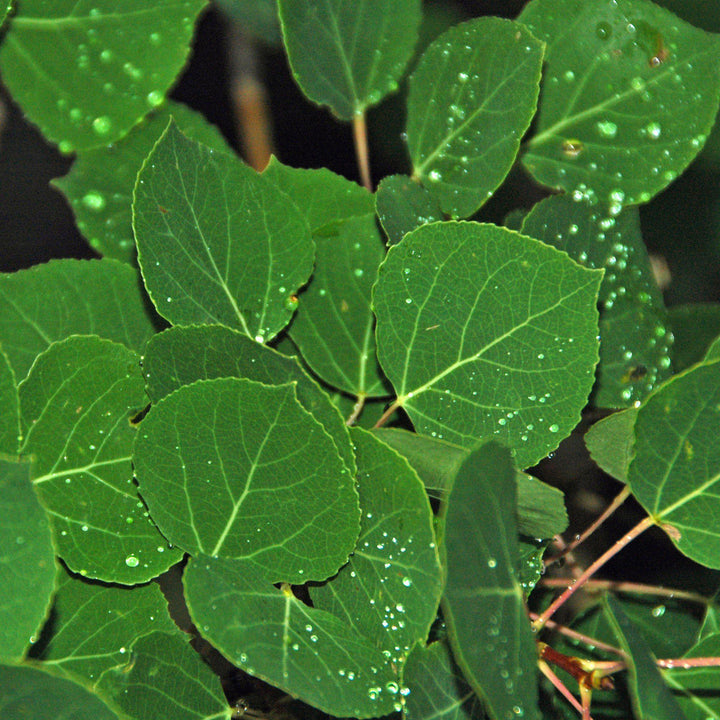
[53,101,232,264]
[603,594,687,720]
[585,408,638,483]
[133,121,314,343]
[0,0,207,152]
[311,429,443,666]
[406,17,543,218]
[517,537,548,598]
[277,0,422,120]
[519,0,720,207]
[289,214,389,397]
[375,175,443,246]
[522,195,672,407]
[134,377,359,583]
[142,324,356,474]
[0,350,19,454]
[403,641,486,720]
[184,555,400,718]
[0,459,57,664]
[19,336,181,583]
[668,303,720,372]
[628,360,720,568]
[373,221,602,469]
[0,259,159,381]
[516,474,568,538]
[0,1,10,30]
[441,441,540,720]
[214,0,281,45]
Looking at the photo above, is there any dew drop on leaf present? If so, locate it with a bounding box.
[125,555,139,567]
[92,116,112,135]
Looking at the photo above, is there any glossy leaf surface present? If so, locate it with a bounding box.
[133,121,313,342]
[373,221,602,469]
[0,0,207,152]
[520,0,720,207]
[406,17,543,218]
[277,0,422,119]
[19,336,181,583]
[585,407,638,483]
[0,350,18,454]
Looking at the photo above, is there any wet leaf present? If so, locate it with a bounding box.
[516,474,568,538]
[134,378,359,583]
[19,336,181,583]
[0,459,57,664]
[133,121,314,343]
[441,441,540,720]
[406,17,543,218]
[373,221,602,469]
[667,303,720,371]
[520,0,720,207]
[277,0,422,119]
[0,0,207,152]
[585,408,638,483]
[0,259,159,381]
[0,350,19,455]
[53,101,231,264]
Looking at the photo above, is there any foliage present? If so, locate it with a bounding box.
[2,1,720,719]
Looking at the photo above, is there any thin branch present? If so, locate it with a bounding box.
[529,613,623,656]
[657,656,720,669]
[353,111,372,191]
[346,394,366,426]
[373,399,401,429]
[539,659,589,718]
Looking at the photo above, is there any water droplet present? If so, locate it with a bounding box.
[99,49,113,64]
[549,424,560,433]
[563,70,575,82]
[147,90,164,108]
[125,555,139,567]
[596,120,617,138]
[428,170,442,183]
[402,577,413,587]
[595,22,612,40]
[353,268,364,278]
[82,191,106,211]
[645,121,661,139]
[562,139,583,157]
[651,604,666,618]
[149,32,162,46]
[92,116,112,135]
[487,558,497,568]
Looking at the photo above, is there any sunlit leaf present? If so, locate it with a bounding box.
[0,0,207,152]
[373,221,602,469]
[133,121,314,343]
[668,303,720,372]
[0,350,19,454]
[585,407,638,483]
[406,17,543,218]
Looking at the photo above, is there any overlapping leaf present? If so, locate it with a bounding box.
[0,0,207,152]
[373,221,602,469]
[665,633,720,719]
[585,407,638,483]
[406,17,543,218]
[133,121,314,342]
[19,336,181,583]
[277,0,422,119]
[0,350,18,454]
[520,0,720,207]
[668,303,720,372]
[134,377,359,583]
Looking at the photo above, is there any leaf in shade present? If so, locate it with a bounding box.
[0,259,159,381]
[311,429,443,667]
[134,378,359,583]
[522,195,672,407]
[0,1,10,28]
[19,336,181,583]
[0,459,57,664]
[0,0,207,152]
[133,121,314,342]
[277,0,422,120]
[441,441,540,720]
[0,350,19,454]
[667,303,720,372]
[184,555,399,719]
[516,474,568,538]
[53,101,231,264]
[406,17,543,218]
[585,408,638,483]
[628,360,720,569]
[517,537,549,598]
[375,175,443,246]
[373,221,602,469]
[289,214,389,397]
[519,0,720,208]
[214,0,281,45]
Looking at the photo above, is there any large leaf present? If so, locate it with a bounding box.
[627,359,720,568]
[373,221,602,469]
[0,0,207,152]
[184,556,400,718]
[522,195,672,407]
[519,0,720,207]
[19,336,181,583]
[0,459,57,664]
[53,101,232,265]
[277,0,422,120]
[441,442,540,720]
[405,17,543,218]
[0,259,159,381]
[133,121,314,343]
[134,377,359,583]
[0,349,19,454]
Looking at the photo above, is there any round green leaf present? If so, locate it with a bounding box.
[406,17,543,218]
[373,221,602,469]
[0,0,207,152]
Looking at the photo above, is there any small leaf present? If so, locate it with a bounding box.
[0,259,159,381]
[585,407,638,483]
[441,441,540,720]
[0,350,19,454]
[406,17,543,218]
[373,221,602,469]
[519,0,720,207]
[277,0,422,120]
[19,336,181,583]
[0,458,57,664]
[134,378,359,582]
[133,121,314,342]
[668,303,720,372]
[0,0,208,152]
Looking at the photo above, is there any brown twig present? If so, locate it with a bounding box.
[352,111,372,191]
